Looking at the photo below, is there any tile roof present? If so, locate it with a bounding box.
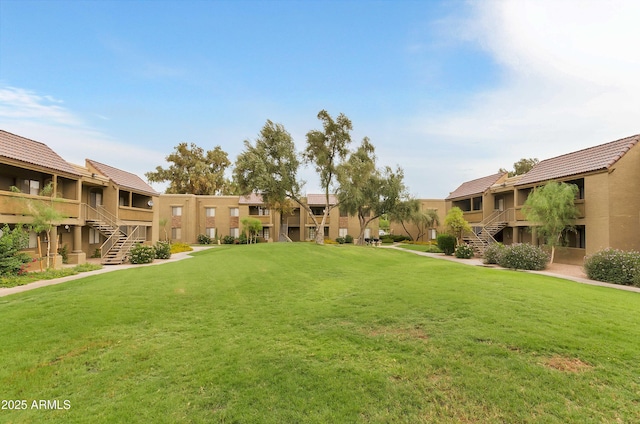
[239,193,265,204]
[0,130,80,176]
[87,159,158,196]
[306,193,338,205]
[446,172,506,200]
[516,134,640,186]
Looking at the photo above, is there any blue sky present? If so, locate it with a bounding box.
[1,0,638,198]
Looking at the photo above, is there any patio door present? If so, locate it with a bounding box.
[90,190,103,208]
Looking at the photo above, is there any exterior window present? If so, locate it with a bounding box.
[429,229,437,240]
[205,207,215,217]
[206,227,216,238]
[249,206,270,216]
[230,208,239,217]
[89,228,101,244]
[28,231,38,248]
[171,228,182,240]
[364,228,371,239]
[340,209,348,217]
[339,228,348,238]
[324,227,329,237]
[172,206,182,216]
[311,207,324,216]
[309,228,316,240]
[262,227,270,240]
[230,228,239,238]
[17,179,40,195]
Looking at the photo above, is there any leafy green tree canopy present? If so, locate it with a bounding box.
[304,110,354,244]
[444,206,472,243]
[337,138,409,244]
[499,158,539,177]
[521,181,580,263]
[146,142,232,195]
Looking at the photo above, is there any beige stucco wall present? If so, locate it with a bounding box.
[583,172,610,255]
[606,143,640,252]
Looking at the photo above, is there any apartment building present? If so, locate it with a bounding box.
[158,193,378,244]
[445,134,640,264]
[0,130,158,267]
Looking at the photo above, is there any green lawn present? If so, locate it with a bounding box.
[1,243,638,423]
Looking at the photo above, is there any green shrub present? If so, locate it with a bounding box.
[483,243,505,265]
[336,237,345,244]
[455,244,474,259]
[58,244,69,264]
[197,234,212,244]
[498,243,549,270]
[0,224,32,277]
[129,243,155,264]
[380,236,394,244]
[436,234,457,256]
[391,234,410,242]
[223,235,236,244]
[583,248,640,286]
[345,234,353,244]
[154,241,172,259]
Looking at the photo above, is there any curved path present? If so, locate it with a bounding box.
[382,244,640,294]
[0,246,214,298]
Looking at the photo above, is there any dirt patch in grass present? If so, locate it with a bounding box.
[544,356,592,372]
[367,325,429,341]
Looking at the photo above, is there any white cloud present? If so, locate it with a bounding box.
[0,85,166,191]
[412,0,640,194]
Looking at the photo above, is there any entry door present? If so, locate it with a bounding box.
[90,191,103,208]
[497,198,504,212]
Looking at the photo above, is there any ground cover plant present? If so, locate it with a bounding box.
[0,263,102,288]
[1,243,638,423]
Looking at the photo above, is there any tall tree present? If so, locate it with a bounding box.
[522,181,580,263]
[234,120,310,242]
[499,158,539,177]
[410,208,440,242]
[389,198,421,239]
[146,142,231,195]
[337,138,408,245]
[304,110,353,244]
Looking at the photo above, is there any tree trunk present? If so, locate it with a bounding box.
[550,245,555,264]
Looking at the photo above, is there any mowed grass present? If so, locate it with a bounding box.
[1,243,639,423]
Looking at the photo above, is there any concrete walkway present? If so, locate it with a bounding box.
[0,246,214,298]
[383,244,640,294]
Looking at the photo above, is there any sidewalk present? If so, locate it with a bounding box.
[0,246,214,298]
[383,244,640,294]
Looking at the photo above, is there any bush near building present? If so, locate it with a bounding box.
[129,244,155,264]
[583,248,640,286]
[436,234,457,256]
[497,243,549,271]
[455,244,474,259]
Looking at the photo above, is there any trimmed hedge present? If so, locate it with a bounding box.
[497,243,549,271]
[197,234,212,244]
[436,234,457,256]
[583,248,640,286]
